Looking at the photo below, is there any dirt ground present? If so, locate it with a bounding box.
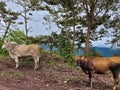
[0,55,120,90]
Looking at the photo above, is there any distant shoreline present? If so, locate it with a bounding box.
[41,44,120,57]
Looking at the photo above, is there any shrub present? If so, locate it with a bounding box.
[0,39,8,57]
[57,38,75,65]
[84,48,102,57]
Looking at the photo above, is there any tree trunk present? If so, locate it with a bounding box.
[72,7,76,52]
[25,18,28,44]
[84,19,92,54]
[25,6,28,44]
[2,22,11,41]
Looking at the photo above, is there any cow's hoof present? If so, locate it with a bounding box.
[15,67,19,69]
[34,68,39,70]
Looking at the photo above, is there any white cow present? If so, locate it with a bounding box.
[2,41,40,70]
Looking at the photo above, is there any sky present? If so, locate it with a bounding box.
[6,0,59,36]
[1,0,113,47]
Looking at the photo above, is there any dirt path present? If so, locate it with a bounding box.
[0,57,119,90]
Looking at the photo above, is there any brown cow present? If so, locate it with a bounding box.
[2,41,40,70]
[74,56,120,90]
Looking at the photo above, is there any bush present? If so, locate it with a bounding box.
[0,39,8,57]
[84,48,102,57]
[57,38,75,65]
[8,29,26,44]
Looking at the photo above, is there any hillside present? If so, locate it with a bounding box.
[0,53,120,90]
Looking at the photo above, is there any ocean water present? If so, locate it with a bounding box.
[75,47,120,57]
[92,47,120,57]
[41,44,120,57]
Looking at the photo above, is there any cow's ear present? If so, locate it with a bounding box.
[4,40,7,43]
[81,56,85,60]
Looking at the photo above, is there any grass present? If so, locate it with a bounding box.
[0,69,24,80]
[20,58,34,68]
[0,54,8,58]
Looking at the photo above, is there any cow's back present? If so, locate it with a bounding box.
[88,57,112,73]
[13,44,40,57]
[109,56,120,63]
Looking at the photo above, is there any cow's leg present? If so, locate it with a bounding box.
[88,71,93,89]
[14,56,19,69]
[112,72,119,90]
[36,56,39,69]
[34,56,39,70]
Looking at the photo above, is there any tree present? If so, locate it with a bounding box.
[15,0,33,44]
[59,0,77,51]
[42,0,120,54]
[106,10,120,47]
[42,0,83,51]
[25,0,120,53]
[0,1,20,40]
[8,29,26,44]
[77,0,118,54]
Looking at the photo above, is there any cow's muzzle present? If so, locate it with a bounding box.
[2,45,5,49]
[77,66,81,70]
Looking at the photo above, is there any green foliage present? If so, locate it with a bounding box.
[84,49,102,57]
[0,1,20,40]
[8,29,39,44]
[57,37,74,65]
[43,0,120,52]
[8,29,26,44]
[0,39,8,57]
[0,30,23,56]
[15,0,34,44]
[105,15,120,47]
[30,0,40,6]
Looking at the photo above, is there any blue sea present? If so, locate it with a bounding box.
[76,47,120,57]
[92,47,120,57]
[41,44,120,57]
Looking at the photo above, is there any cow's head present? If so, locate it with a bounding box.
[73,56,86,70]
[2,40,9,49]
[2,40,17,50]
